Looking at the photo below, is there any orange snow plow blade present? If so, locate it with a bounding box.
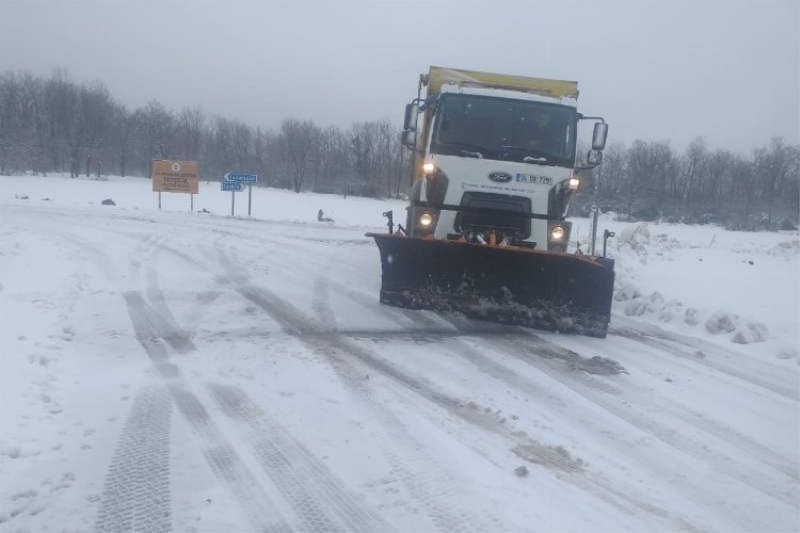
[367,233,615,338]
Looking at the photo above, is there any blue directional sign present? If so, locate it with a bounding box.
[221,181,243,192]
[225,173,258,183]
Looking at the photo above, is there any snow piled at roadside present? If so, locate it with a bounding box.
[582,218,799,360]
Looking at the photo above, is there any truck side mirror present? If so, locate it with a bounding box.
[401,129,417,148]
[403,102,419,132]
[592,122,608,151]
[587,150,603,165]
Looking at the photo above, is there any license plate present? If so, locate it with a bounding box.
[516,174,552,185]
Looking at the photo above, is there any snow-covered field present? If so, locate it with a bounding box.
[1,174,798,532]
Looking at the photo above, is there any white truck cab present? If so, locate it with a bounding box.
[403,67,608,252]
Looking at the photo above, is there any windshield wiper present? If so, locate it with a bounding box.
[442,141,494,159]
[500,145,554,164]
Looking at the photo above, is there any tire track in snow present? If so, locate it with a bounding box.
[215,245,507,532]
[207,383,392,533]
[472,329,800,515]
[30,219,390,532]
[139,236,225,337]
[127,233,198,355]
[93,387,173,533]
[300,285,743,531]
[229,279,711,531]
[312,275,338,331]
[239,290,505,533]
[14,210,380,531]
[218,251,708,530]
[5,220,179,533]
[124,291,196,358]
[375,313,717,531]
[599,325,800,483]
[144,259,222,341]
[127,238,401,532]
[444,330,786,529]
[153,236,479,532]
[443,315,796,480]
[610,322,798,401]
[122,291,292,533]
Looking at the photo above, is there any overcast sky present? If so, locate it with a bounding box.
[1,0,798,153]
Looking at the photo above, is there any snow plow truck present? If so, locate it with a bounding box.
[367,66,614,338]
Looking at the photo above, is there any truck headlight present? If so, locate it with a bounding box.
[413,209,438,237]
[423,162,435,174]
[568,178,580,191]
[551,225,565,240]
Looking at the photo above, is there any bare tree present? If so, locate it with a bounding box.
[280,118,318,193]
[697,148,731,221]
[175,105,207,163]
[588,141,626,213]
[231,119,253,173]
[0,72,24,173]
[134,100,176,176]
[41,68,79,174]
[350,120,398,198]
[109,103,135,177]
[678,137,708,217]
[307,126,356,195]
[622,140,651,220]
[755,137,796,228]
[79,81,115,178]
[253,127,271,183]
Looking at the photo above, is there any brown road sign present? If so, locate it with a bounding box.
[152,160,199,194]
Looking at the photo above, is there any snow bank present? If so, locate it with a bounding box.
[575,216,799,357]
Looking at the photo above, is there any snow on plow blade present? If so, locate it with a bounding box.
[367,234,615,338]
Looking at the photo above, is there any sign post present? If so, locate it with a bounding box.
[221,179,244,216]
[224,173,258,216]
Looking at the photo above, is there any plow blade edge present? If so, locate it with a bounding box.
[368,234,615,338]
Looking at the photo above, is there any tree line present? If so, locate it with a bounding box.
[0,70,409,198]
[577,136,799,230]
[1,69,797,230]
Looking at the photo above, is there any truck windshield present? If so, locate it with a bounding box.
[430,94,576,165]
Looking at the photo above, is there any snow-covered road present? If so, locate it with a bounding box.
[1,177,798,532]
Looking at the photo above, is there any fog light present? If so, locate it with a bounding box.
[423,162,435,174]
[551,225,565,240]
[569,178,580,190]
[419,213,433,226]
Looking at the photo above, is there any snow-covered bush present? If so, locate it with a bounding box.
[705,312,740,334]
[767,240,799,260]
[617,224,650,258]
[731,322,769,344]
[614,283,641,302]
[684,308,700,326]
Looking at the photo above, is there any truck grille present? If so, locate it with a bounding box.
[454,192,531,239]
